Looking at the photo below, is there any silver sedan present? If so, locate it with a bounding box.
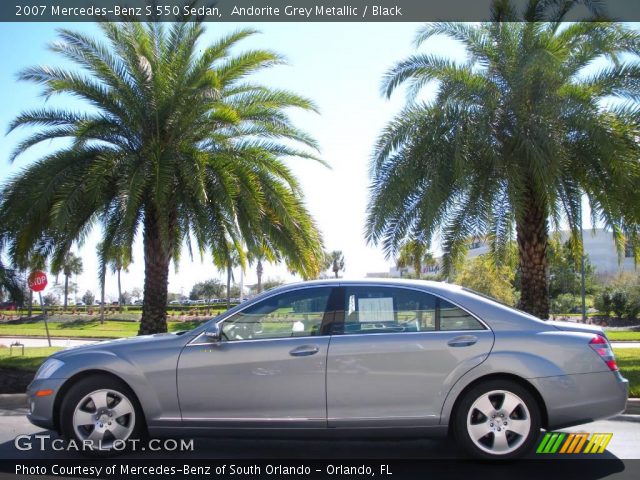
[27,279,628,459]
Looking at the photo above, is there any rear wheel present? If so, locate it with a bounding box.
[454,380,541,459]
[60,375,143,456]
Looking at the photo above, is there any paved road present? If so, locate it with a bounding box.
[610,342,640,349]
[0,408,638,460]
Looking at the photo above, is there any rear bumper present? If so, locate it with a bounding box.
[531,370,628,430]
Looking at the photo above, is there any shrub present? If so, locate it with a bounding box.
[611,289,629,319]
[626,287,640,320]
[594,289,613,317]
[551,293,579,314]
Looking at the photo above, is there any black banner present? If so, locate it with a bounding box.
[2,0,640,23]
[2,459,640,480]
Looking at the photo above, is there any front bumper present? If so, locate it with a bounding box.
[25,378,66,431]
[531,370,629,430]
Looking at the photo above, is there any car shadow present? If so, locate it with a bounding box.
[0,428,628,467]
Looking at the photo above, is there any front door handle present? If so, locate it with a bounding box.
[289,345,320,357]
[447,335,478,347]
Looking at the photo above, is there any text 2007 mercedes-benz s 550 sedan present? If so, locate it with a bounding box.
[27,279,628,459]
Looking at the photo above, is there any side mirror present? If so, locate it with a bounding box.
[204,323,222,342]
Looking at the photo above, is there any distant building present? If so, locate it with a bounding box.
[369,229,637,279]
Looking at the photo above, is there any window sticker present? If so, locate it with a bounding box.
[348,294,356,317]
[358,297,394,323]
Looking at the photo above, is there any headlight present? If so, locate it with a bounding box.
[34,358,64,380]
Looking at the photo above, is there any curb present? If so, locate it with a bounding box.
[1,394,639,414]
[626,398,640,415]
[0,393,27,409]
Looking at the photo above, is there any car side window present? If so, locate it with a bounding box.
[439,299,484,331]
[342,287,437,334]
[221,287,332,341]
[340,287,484,334]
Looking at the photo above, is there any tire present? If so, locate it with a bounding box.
[60,374,144,456]
[453,379,541,459]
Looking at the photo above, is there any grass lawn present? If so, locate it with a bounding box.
[614,348,640,398]
[0,319,206,339]
[0,346,62,371]
[607,331,640,342]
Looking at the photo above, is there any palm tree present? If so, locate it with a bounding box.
[0,23,324,334]
[14,251,47,317]
[396,239,434,279]
[214,245,241,309]
[248,249,267,295]
[247,238,281,294]
[101,243,131,306]
[52,253,83,309]
[326,250,345,278]
[0,260,24,307]
[366,6,640,319]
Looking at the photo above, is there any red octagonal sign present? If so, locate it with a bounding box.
[28,271,48,292]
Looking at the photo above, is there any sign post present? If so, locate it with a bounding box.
[28,271,50,347]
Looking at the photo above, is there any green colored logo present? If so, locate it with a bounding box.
[536,432,613,454]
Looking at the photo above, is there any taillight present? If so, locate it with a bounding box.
[589,335,618,371]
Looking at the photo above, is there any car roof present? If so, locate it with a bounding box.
[270,277,464,295]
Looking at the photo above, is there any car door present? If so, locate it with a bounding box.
[177,286,338,428]
[327,285,494,427]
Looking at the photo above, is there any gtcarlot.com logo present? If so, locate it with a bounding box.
[536,432,613,454]
[14,434,194,452]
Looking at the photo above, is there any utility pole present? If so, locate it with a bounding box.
[580,204,587,323]
[581,243,587,323]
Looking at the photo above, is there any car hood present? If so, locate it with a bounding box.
[50,332,185,359]
[547,320,605,338]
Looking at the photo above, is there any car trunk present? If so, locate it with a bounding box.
[547,320,607,339]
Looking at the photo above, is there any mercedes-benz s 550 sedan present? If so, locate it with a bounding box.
[27,279,628,459]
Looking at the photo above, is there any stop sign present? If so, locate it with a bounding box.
[28,271,48,292]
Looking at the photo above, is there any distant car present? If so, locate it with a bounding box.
[132,300,142,305]
[27,279,628,459]
[169,300,181,305]
[74,301,85,307]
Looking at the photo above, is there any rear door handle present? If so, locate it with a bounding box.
[289,345,320,357]
[447,335,478,347]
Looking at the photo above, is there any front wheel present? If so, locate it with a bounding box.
[454,380,541,459]
[60,375,144,456]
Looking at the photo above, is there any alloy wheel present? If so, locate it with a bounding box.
[466,389,532,455]
[72,388,136,449]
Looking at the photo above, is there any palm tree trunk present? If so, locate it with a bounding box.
[28,290,33,318]
[100,279,105,325]
[257,259,263,293]
[414,260,421,280]
[226,265,231,309]
[117,268,122,306]
[139,207,170,335]
[64,274,69,309]
[516,191,550,319]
